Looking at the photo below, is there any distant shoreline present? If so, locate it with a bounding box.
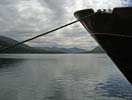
[0,36,105,54]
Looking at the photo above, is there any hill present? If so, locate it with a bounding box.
[0,36,36,53]
[34,47,87,53]
[89,46,105,53]
[0,36,88,53]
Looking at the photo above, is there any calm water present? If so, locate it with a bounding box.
[0,54,131,100]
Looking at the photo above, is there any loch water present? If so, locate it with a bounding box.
[0,54,131,100]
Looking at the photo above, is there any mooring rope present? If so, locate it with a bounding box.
[0,14,94,53]
[1,12,132,52]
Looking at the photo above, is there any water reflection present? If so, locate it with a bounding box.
[0,54,131,100]
[0,58,24,69]
[45,77,66,100]
[0,88,17,100]
[96,75,132,100]
[0,58,25,100]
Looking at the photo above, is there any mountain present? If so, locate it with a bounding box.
[33,47,66,53]
[34,47,87,53]
[89,46,105,53]
[67,47,87,53]
[0,36,88,53]
[0,36,36,53]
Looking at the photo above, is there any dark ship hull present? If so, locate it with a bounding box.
[74,7,132,84]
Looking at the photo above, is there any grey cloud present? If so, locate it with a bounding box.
[0,0,18,5]
[0,5,20,32]
[27,33,98,49]
[38,0,66,18]
[0,0,129,49]
[36,0,63,28]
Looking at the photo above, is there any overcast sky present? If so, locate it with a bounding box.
[0,0,130,49]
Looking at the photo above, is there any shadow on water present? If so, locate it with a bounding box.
[0,58,25,100]
[0,58,24,69]
[95,75,132,100]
